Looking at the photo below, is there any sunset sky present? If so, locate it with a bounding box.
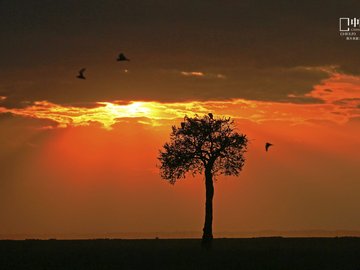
[1,0,360,239]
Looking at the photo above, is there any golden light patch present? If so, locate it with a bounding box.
[1,73,359,129]
[180,71,204,77]
[0,97,358,130]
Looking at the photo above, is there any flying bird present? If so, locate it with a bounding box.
[117,53,130,61]
[77,68,86,80]
[265,142,273,152]
[208,113,213,119]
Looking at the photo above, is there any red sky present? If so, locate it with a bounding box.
[1,1,360,239]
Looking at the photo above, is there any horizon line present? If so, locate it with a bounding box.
[2,230,360,240]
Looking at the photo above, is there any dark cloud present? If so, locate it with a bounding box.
[0,65,329,108]
[0,0,359,106]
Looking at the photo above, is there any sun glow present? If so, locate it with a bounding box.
[0,100,210,129]
[0,97,358,130]
[1,72,360,130]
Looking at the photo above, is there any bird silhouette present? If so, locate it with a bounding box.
[208,113,213,119]
[265,142,273,152]
[181,122,185,129]
[117,53,130,61]
[77,68,86,80]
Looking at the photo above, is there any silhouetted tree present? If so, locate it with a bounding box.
[158,114,248,247]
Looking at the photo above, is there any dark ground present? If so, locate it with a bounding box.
[0,237,360,269]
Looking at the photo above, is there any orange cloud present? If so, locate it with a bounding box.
[1,71,359,129]
[306,72,360,104]
[0,98,357,130]
[180,71,226,79]
[180,71,205,77]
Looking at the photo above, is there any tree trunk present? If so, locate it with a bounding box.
[202,167,214,247]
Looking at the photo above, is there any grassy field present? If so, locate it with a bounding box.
[0,237,359,269]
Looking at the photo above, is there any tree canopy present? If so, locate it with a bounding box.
[159,114,248,184]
